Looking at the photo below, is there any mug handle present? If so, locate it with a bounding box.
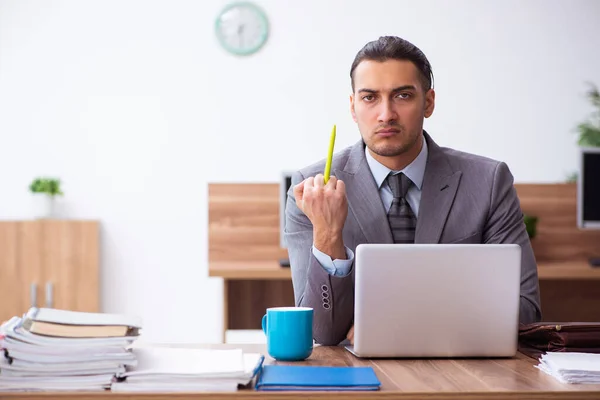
[261,314,267,335]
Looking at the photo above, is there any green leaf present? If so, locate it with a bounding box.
[576,82,600,147]
[28,177,64,196]
[523,214,538,239]
[586,84,600,109]
[577,122,600,147]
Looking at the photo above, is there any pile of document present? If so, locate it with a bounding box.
[111,346,264,392]
[536,352,600,384]
[0,307,142,391]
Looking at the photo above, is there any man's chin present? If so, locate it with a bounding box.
[368,132,422,157]
[369,141,408,158]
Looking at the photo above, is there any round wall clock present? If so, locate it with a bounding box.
[215,2,269,56]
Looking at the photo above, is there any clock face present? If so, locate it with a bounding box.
[215,2,269,56]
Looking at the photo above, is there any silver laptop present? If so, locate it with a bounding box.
[347,243,521,358]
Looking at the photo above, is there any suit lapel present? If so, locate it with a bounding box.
[335,133,462,245]
[334,141,393,244]
[415,133,462,243]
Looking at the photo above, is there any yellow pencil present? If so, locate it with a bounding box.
[324,124,336,184]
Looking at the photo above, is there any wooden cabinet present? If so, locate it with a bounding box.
[209,183,600,341]
[0,220,99,323]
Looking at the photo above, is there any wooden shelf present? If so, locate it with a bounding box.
[209,261,291,280]
[537,261,600,280]
[209,260,600,280]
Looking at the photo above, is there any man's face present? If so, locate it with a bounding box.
[350,59,435,158]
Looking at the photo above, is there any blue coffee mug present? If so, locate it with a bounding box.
[262,307,313,361]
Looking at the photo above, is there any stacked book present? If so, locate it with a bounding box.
[111,346,264,392]
[0,307,142,391]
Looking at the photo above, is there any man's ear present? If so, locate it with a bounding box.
[350,94,357,122]
[424,88,435,118]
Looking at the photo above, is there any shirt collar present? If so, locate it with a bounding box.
[365,135,428,190]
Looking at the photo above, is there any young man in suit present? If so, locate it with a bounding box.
[284,36,542,346]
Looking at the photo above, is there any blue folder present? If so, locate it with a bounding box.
[255,365,381,391]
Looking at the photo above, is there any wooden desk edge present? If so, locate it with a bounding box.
[4,390,600,399]
[3,349,600,399]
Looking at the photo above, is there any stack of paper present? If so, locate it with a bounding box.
[110,347,264,392]
[0,308,141,391]
[536,352,600,384]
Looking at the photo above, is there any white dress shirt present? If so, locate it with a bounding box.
[312,136,429,276]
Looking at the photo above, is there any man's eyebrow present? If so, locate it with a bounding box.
[357,85,417,94]
[391,85,417,92]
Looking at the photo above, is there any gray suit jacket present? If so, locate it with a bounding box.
[284,132,542,346]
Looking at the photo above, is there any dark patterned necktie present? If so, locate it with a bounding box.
[386,172,417,244]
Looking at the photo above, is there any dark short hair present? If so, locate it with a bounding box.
[350,36,434,92]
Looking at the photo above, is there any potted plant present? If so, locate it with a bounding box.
[575,83,600,147]
[524,214,538,240]
[29,177,64,218]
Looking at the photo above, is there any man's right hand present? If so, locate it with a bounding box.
[293,173,348,260]
[347,325,354,345]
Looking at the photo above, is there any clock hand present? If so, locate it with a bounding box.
[237,24,245,48]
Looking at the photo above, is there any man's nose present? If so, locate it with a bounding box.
[377,100,398,123]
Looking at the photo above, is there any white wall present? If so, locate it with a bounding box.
[1,0,599,343]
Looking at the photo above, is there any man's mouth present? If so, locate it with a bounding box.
[376,128,400,137]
